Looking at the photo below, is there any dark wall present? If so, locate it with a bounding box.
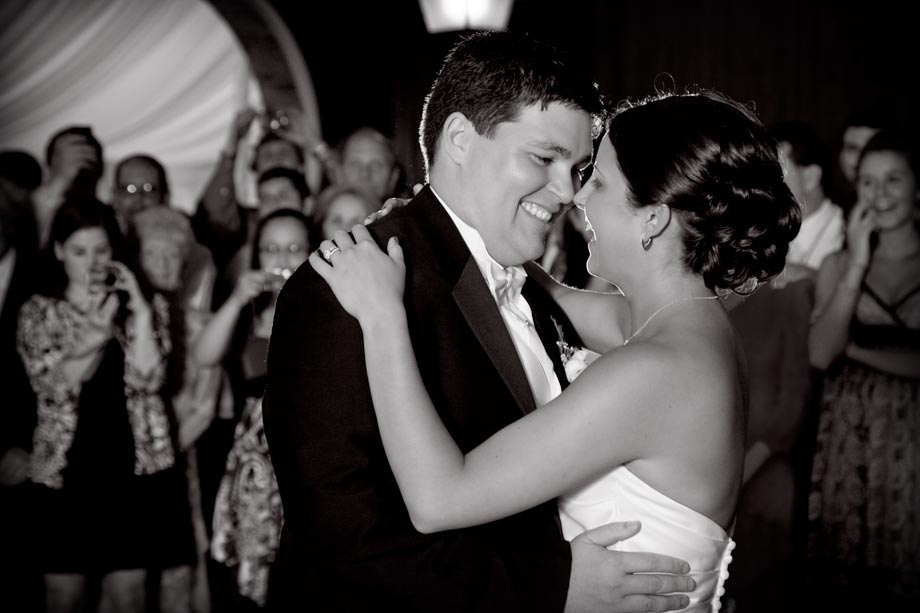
[275,0,917,188]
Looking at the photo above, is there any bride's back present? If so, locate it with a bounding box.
[622,306,746,531]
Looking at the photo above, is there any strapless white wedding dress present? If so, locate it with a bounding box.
[558,466,735,612]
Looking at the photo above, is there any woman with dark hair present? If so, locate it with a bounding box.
[16,193,176,612]
[808,130,920,602]
[193,208,311,609]
[312,89,800,611]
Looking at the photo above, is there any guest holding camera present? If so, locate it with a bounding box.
[192,208,310,610]
[16,193,177,612]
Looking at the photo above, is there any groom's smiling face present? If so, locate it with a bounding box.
[464,102,592,267]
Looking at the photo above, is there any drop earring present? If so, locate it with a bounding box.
[641,234,653,251]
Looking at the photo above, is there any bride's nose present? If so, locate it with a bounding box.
[573,186,588,210]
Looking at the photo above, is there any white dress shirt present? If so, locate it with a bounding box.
[788,199,845,270]
[432,187,562,406]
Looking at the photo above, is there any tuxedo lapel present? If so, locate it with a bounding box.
[452,259,537,415]
[410,187,537,415]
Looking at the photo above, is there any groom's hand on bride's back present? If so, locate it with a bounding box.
[566,522,693,612]
[363,183,422,225]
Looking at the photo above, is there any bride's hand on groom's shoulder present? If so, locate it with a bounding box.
[364,183,423,224]
[310,225,407,326]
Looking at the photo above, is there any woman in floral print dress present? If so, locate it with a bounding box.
[16,194,188,612]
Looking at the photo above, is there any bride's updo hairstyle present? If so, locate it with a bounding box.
[608,89,801,292]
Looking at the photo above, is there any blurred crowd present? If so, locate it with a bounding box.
[0,103,917,612]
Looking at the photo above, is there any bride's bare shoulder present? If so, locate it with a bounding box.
[584,327,738,412]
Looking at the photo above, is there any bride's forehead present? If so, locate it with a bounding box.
[595,136,617,167]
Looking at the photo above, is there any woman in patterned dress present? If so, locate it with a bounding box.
[808,130,920,604]
[16,194,177,612]
[195,208,311,609]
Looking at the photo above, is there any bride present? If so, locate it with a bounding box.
[310,90,800,611]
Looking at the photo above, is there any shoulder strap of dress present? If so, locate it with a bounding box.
[892,280,920,310]
[862,281,908,328]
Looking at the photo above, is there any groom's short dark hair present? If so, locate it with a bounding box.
[419,30,603,172]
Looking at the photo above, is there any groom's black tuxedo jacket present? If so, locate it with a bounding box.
[263,186,583,612]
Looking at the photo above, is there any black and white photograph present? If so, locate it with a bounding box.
[1,1,917,612]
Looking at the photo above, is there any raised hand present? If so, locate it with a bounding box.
[846,197,878,269]
[54,133,98,183]
[309,225,405,325]
[68,291,119,360]
[566,522,693,613]
[230,270,269,307]
[233,108,259,142]
[104,261,149,314]
[272,107,308,147]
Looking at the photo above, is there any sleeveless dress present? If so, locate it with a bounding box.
[556,346,735,612]
[807,279,920,597]
[559,465,735,612]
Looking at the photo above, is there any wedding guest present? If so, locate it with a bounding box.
[33,126,103,247]
[832,108,893,211]
[808,130,920,607]
[194,109,313,274]
[256,167,311,218]
[16,194,182,613]
[196,209,311,611]
[110,155,169,233]
[0,149,43,612]
[133,206,221,612]
[111,152,220,306]
[220,167,314,300]
[723,278,816,611]
[771,121,845,280]
[0,149,41,253]
[314,185,378,240]
[329,126,402,205]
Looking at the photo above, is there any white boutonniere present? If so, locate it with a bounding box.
[551,316,598,382]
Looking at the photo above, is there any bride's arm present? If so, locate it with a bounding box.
[523,261,629,353]
[311,227,663,533]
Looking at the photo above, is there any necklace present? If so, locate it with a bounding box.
[623,295,720,345]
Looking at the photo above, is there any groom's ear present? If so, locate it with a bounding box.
[442,112,473,165]
[643,203,672,240]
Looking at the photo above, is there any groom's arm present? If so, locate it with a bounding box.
[262,260,572,611]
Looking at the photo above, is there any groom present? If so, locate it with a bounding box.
[262,31,691,612]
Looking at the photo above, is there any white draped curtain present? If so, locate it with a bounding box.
[0,0,255,211]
